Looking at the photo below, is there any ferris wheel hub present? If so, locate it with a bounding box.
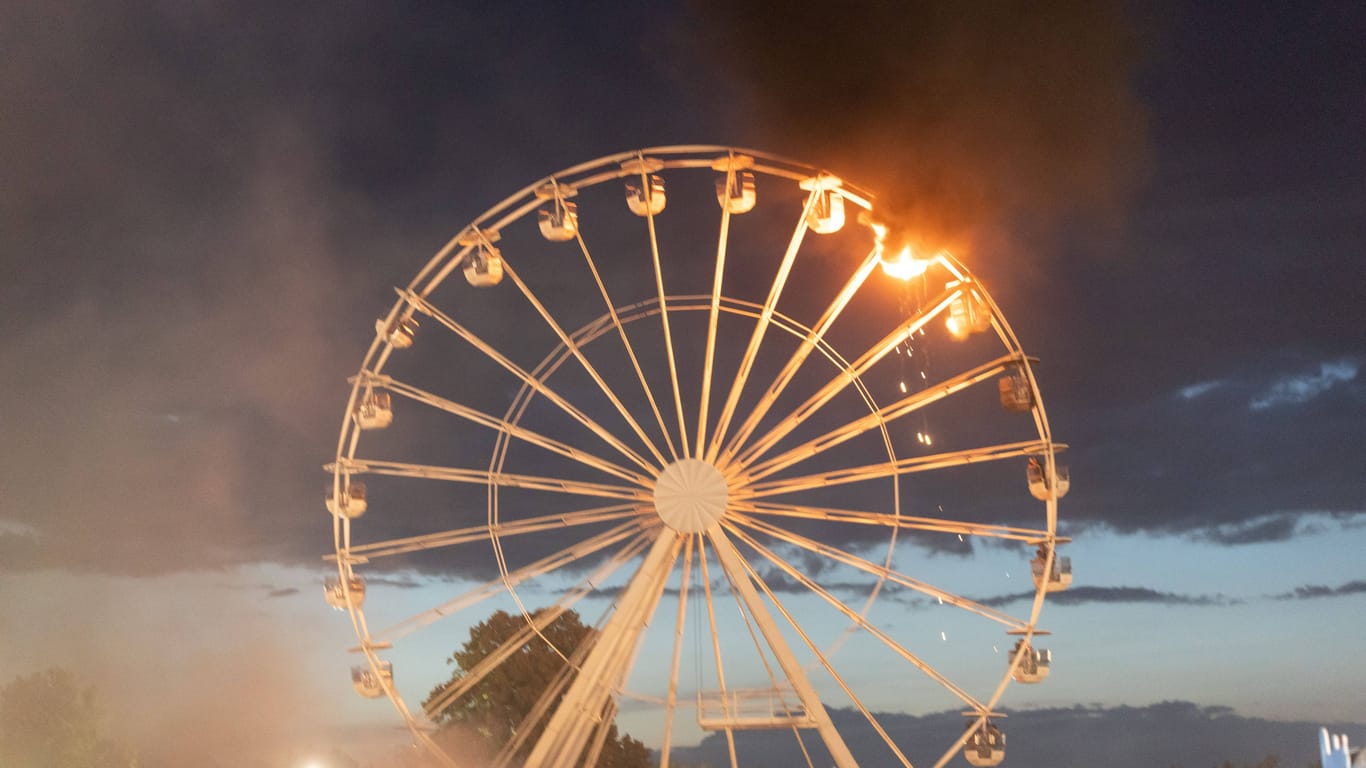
[652,458,729,533]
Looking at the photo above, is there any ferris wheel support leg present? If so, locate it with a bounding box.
[524,531,680,768]
[707,527,860,768]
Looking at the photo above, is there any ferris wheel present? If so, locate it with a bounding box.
[324,145,1072,768]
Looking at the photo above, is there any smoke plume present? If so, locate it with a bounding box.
[692,1,1150,262]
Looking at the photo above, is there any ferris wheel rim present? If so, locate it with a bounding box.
[325,145,1066,768]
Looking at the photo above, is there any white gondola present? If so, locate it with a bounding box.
[463,245,503,287]
[375,316,417,349]
[326,481,367,519]
[1009,639,1051,684]
[624,174,666,216]
[536,182,579,241]
[457,229,504,287]
[324,576,366,610]
[798,175,846,234]
[947,289,990,339]
[1031,546,1072,592]
[715,170,756,214]
[537,198,578,241]
[1027,459,1070,500]
[999,372,1034,412]
[352,661,392,699]
[354,391,393,430]
[963,721,1005,767]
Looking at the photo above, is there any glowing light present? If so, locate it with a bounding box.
[899,380,907,393]
[941,631,948,641]
[945,315,963,338]
[880,246,930,280]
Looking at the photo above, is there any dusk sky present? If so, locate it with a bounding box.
[1,2,1363,767]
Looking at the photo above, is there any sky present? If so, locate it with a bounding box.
[1,2,1363,767]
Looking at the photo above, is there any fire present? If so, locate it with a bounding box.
[880,245,930,280]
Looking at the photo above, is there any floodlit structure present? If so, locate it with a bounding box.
[324,146,1070,768]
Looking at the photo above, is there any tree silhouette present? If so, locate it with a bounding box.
[424,609,650,767]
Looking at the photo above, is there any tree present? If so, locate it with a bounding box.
[0,668,138,768]
[424,609,651,767]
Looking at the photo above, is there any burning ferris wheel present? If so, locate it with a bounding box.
[324,146,1072,768]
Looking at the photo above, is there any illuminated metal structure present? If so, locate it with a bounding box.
[324,146,1070,767]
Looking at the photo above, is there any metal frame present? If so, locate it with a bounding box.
[325,146,1066,768]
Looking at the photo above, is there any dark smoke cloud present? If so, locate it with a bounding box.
[976,585,1235,608]
[690,1,1149,261]
[1270,580,1366,601]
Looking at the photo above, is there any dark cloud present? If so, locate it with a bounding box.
[363,574,426,590]
[976,585,1235,609]
[3,0,1363,584]
[1271,580,1366,601]
[0,1,704,577]
[1197,514,1303,546]
[689,0,1150,262]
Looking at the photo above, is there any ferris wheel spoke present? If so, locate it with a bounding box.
[372,520,648,642]
[711,544,822,768]
[696,535,742,768]
[638,165,692,459]
[704,187,821,465]
[658,536,694,768]
[725,527,915,768]
[723,520,987,712]
[501,261,671,468]
[581,697,621,768]
[731,512,1030,631]
[717,248,882,468]
[733,499,1051,543]
[733,439,1060,500]
[730,285,961,472]
[526,532,682,767]
[742,353,1027,482]
[361,373,652,488]
[494,613,606,768]
[333,505,644,562]
[705,526,861,768]
[331,458,650,502]
[422,532,653,720]
[575,232,680,462]
[402,291,658,474]
[696,168,735,460]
